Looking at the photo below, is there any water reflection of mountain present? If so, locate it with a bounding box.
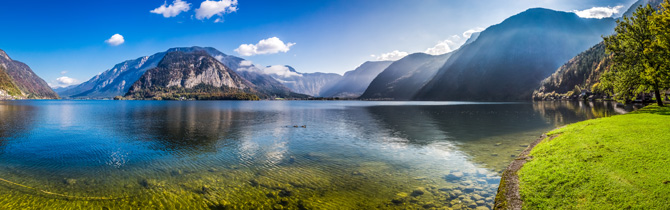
[361,102,626,172]
[363,104,552,145]
[0,102,36,150]
[116,102,266,154]
[532,101,624,126]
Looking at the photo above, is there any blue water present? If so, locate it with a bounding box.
[0,100,629,209]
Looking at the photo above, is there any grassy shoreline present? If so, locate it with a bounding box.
[497,105,670,209]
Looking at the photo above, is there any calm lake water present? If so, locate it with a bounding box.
[0,100,633,209]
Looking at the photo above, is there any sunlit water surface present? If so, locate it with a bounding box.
[0,100,634,209]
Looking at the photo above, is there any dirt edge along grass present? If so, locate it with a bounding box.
[496,105,670,209]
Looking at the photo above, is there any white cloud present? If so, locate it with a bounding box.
[214,55,224,62]
[60,71,68,75]
[53,76,79,88]
[151,0,191,18]
[463,27,485,39]
[262,65,302,78]
[424,27,485,55]
[105,34,125,46]
[424,35,462,55]
[372,28,487,60]
[235,62,301,78]
[371,50,409,61]
[234,37,296,56]
[572,5,624,19]
[195,0,238,20]
[239,60,253,66]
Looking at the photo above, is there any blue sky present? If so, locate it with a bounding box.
[0,0,636,87]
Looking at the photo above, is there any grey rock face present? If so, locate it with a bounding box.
[126,50,254,97]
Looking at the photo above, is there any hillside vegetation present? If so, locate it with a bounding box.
[0,65,23,98]
[533,42,612,100]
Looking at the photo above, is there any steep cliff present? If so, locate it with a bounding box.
[0,49,59,99]
[125,50,260,100]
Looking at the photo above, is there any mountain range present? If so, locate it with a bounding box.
[319,61,392,98]
[125,50,260,100]
[412,8,616,101]
[0,49,58,99]
[57,47,306,99]
[5,1,655,102]
[533,0,663,100]
[263,65,342,97]
[359,52,452,100]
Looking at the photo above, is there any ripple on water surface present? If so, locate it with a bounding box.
[0,100,632,209]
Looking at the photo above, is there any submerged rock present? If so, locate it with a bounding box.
[422,203,436,208]
[278,189,293,197]
[63,178,77,185]
[171,170,183,176]
[391,197,405,205]
[410,189,425,197]
[472,194,484,201]
[139,179,161,188]
[249,179,259,187]
[445,172,464,181]
[201,185,211,194]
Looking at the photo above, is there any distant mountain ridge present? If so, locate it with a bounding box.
[358,29,479,101]
[622,0,664,18]
[58,47,301,99]
[319,61,392,98]
[264,66,342,97]
[0,49,58,99]
[359,52,452,100]
[414,8,616,101]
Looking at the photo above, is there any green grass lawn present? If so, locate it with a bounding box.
[518,105,670,209]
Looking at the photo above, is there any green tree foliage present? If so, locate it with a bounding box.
[126,84,262,101]
[0,66,23,97]
[602,3,670,106]
[650,0,670,91]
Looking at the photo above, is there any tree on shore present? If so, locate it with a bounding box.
[602,2,670,106]
[651,0,670,97]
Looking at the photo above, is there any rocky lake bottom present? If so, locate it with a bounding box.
[0,100,632,209]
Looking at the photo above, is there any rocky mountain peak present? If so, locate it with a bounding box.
[0,49,10,60]
[125,50,258,100]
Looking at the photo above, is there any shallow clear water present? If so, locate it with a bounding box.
[0,100,632,209]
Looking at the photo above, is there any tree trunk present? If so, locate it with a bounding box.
[654,86,664,107]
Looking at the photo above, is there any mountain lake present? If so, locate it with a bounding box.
[0,100,636,209]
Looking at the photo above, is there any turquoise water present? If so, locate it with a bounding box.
[0,100,629,209]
